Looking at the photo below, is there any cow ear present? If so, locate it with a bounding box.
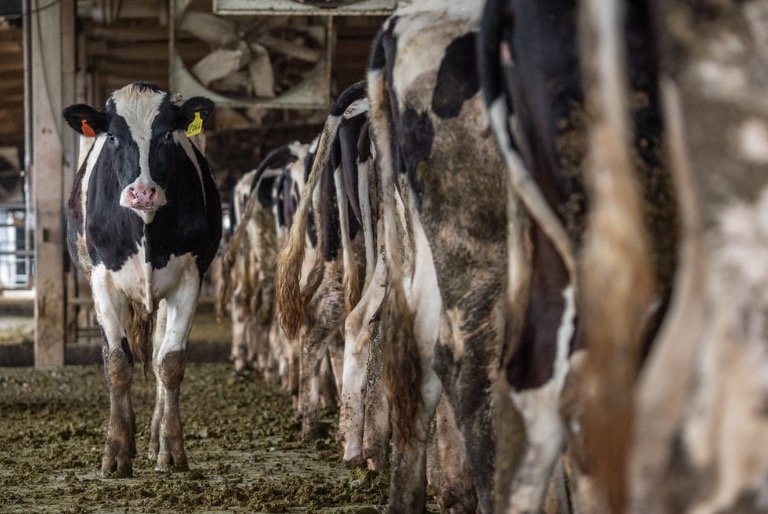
[176,96,215,135]
[62,104,108,137]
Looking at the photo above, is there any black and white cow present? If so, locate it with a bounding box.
[365,2,508,511]
[63,82,222,477]
[478,0,677,511]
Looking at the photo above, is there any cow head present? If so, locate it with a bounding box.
[63,83,214,224]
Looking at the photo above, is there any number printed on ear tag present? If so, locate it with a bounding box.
[186,112,203,137]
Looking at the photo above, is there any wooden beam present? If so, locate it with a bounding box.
[93,59,167,78]
[0,41,22,55]
[32,0,75,368]
[0,60,24,74]
[86,40,206,61]
[85,24,169,42]
[0,29,22,42]
[0,78,24,90]
[0,107,24,120]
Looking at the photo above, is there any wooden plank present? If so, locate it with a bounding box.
[101,75,169,89]
[32,0,75,368]
[93,60,168,79]
[85,24,169,42]
[87,40,207,61]
[0,41,22,54]
[0,76,23,87]
[214,0,395,15]
[0,29,22,42]
[0,107,24,119]
[0,60,24,74]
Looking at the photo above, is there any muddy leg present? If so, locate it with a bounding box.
[230,297,248,372]
[299,328,328,440]
[388,370,442,514]
[362,320,390,470]
[149,301,167,461]
[328,334,344,407]
[434,397,478,513]
[93,271,134,478]
[319,351,338,409]
[154,273,199,472]
[156,349,188,472]
[340,305,370,465]
[102,342,135,478]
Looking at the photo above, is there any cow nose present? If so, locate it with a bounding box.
[130,185,156,202]
[128,185,159,209]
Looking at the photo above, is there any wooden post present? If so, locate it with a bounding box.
[31,0,76,368]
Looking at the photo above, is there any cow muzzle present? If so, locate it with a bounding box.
[121,183,166,212]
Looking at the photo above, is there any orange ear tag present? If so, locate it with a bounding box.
[81,119,96,138]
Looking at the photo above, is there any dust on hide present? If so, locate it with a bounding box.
[368,2,507,512]
[478,0,677,512]
[62,82,222,477]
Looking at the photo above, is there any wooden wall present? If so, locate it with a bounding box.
[0,21,23,148]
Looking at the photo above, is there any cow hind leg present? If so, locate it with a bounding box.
[433,395,478,513]
[153,273,200,472]
[340,309,370,465]
[93,272,135,478]
[438,297,502,514]
[298,329,330,440]
[362,319,390,470]
[388,369,442,514]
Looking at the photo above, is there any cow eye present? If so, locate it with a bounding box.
[164,130,175,142]
[107,134,117,145]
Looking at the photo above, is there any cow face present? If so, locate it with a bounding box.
[63,83,214,224]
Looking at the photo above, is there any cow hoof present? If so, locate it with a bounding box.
[101,457,132,479]
[233,358,247,373]
[302,421,329,441]
[155,451,189,473]
[343,455,365,469]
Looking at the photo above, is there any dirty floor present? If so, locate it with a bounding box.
[0,363,388,513]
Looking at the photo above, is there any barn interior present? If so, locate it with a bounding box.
[0,2,396,511]
[0,0,387,366]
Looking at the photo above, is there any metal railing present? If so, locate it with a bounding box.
[0,201,33,291]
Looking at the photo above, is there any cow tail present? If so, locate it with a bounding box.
[368,41,422,447]
[128,301,154,376]
[276,115,340,339]
[478,0,577,287]
[579,0,655,512]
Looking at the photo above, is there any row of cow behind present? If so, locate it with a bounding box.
[214,0,768,513]
[54,0,764,510]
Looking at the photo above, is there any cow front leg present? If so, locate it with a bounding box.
[93,272,134,478]
[153,273,200,472]
[148,300,167,461]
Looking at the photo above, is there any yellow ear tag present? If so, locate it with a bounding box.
[186,111,203,137]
